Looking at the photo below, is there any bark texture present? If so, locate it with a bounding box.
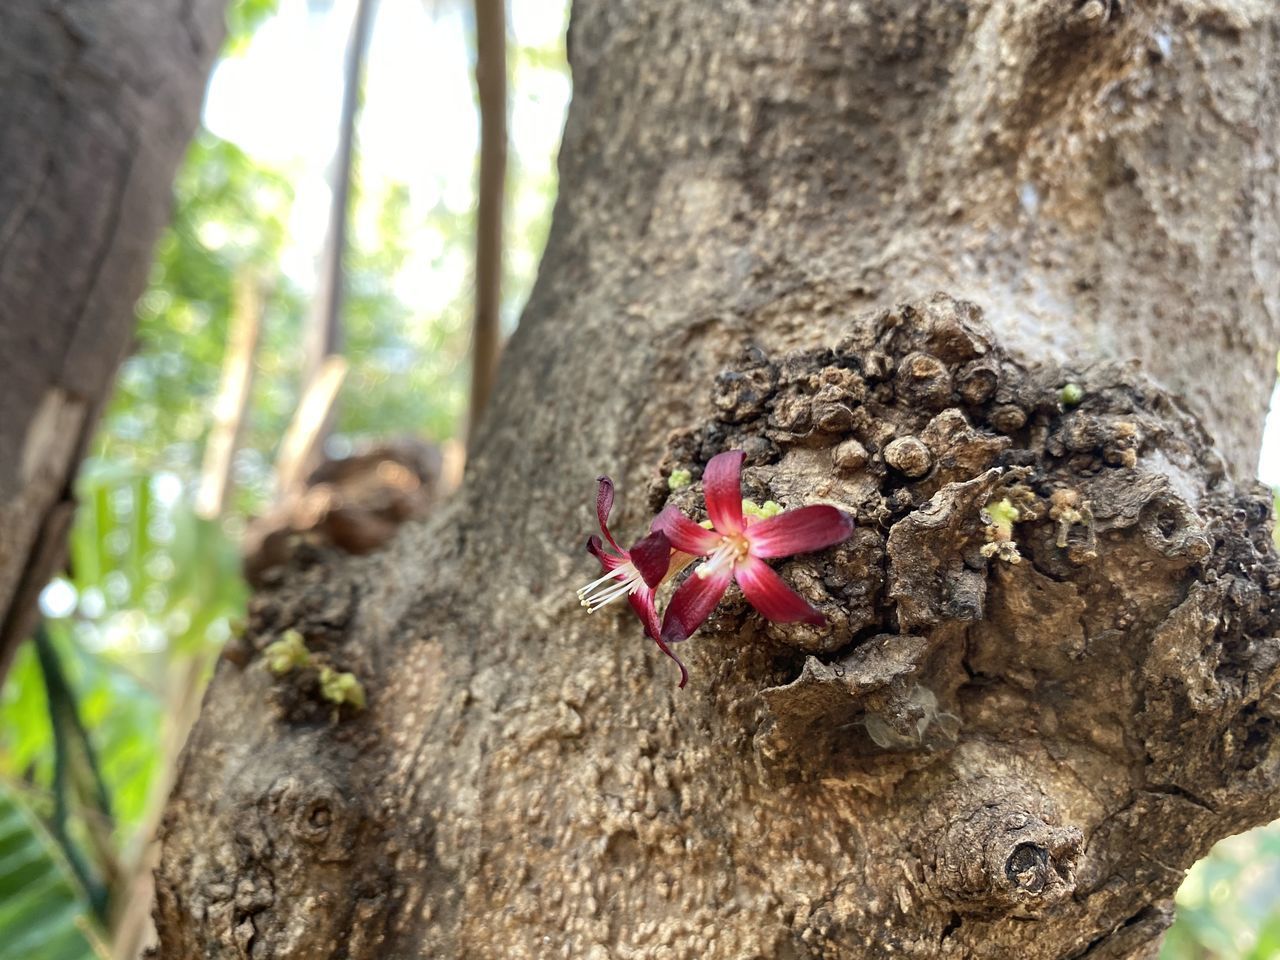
[0,0,229,681]
[154,2,1280,958]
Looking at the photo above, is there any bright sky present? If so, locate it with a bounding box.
[1259,384,1280,485]
[203,0,570,316]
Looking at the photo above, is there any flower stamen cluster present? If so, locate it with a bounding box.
[578,564,648,613]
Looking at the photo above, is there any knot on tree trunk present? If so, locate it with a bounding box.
[930,778,1083,915]
[153,675,395,959]
[647,293,1280,953]
[652,291,1271,735]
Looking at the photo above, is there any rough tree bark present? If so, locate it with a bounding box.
[0,0,229,682]
[154,2,1280,958]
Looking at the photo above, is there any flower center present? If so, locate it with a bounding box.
[697,534,750,579]
[577,562,644,613]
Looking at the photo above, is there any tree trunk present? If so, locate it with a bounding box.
[0,0,229,683]
[153,2,1280,958]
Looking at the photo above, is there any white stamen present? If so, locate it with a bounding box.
[695,536,748,579]
[576,568,624,596]
[577,561,644,612]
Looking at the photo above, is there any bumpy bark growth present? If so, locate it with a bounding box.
[0,0,229,682]
[153,2,1280,958]
[649,296,1280,956]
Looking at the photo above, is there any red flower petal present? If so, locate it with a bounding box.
[703,450,746,535]
[660,566,733,644]
[628,589,688,687]
[745,505,854,559]
[595,475,621,552]
[736,556,825,625]
[629,530,672,588]
[627,587,662,641]
[586,535,626,571]
[651,506,721,556]
[651,634,689,688]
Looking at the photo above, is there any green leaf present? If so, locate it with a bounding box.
[0,642,53,785]
[1251,911,1280,959]
[0,782,98,960]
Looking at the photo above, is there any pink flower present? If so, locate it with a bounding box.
[653,450,855,645]
[578,476,694,686]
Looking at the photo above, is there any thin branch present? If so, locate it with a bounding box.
[274,355,350,497]
[34,623,113,923]
[195,269,265,520]
[301,0,377,466]
[468,0,508,447]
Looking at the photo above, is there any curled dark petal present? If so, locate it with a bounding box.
[630,530,673,588]
[595,475,620,551]
[586,535,624,571]
[627,589,662,643]
[651,632,689,689]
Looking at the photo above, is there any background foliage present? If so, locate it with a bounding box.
[0,0,1275,956]
[0,0,565,954]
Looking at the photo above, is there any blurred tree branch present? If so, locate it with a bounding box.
[300,0,377,477]
[196,270,267,520]
[468,0,507,447]
[34,624,115,923]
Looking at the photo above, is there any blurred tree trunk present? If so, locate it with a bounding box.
[153,2,1280,958]
[0,0,229,684]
